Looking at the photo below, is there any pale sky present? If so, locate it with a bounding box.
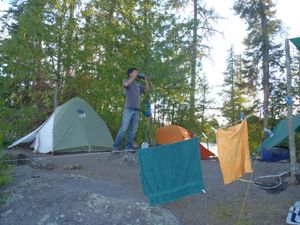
[203,0,300,90]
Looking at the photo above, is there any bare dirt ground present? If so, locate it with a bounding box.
[0,149,300,225]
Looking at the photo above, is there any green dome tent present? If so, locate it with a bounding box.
[9,97,113,153]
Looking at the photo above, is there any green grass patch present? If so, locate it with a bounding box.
[211,203,255,225]
[0,153,13,187]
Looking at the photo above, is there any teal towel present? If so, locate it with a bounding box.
[138,137,205,205]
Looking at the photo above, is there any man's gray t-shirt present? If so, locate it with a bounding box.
[123,80,144,110]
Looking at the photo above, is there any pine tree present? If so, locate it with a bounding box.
[221,47,248,124]
[233,0,284,130]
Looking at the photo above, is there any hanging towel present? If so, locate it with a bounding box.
[216,120,253,184]
[138,137,205,205]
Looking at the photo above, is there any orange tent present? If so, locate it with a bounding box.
[156,125,215,160]
[199,143,215,160]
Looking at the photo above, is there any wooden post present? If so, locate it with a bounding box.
[285,39,297,183]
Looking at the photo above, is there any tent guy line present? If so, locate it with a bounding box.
[0,150,115,163]
[235,118,265,225]
[2,131,216,164]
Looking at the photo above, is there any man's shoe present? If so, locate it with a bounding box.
[112,148,120,154]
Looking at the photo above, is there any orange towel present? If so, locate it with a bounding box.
[216,120,253,184]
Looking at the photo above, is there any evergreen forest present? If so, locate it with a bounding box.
[0,0,299,158]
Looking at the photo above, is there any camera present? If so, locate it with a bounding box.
[137,73,146,79]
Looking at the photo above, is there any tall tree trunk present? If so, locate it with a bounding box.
[285,39,297,184]
[54,49,62,110]
[142,0,151,70]
[259,0,270,130]
[153,102,156,123]
[53,25,63,110]
[54,79,62,110]
[189,0,197,121]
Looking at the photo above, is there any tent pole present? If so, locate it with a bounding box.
[285,39,297,183]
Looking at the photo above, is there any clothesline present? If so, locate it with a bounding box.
[210,114,252,134]
[210,103,271,132]
[209,103,272,133]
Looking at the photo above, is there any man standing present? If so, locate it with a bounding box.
[112,67,150,152]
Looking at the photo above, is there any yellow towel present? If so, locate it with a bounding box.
[216,120,253,184]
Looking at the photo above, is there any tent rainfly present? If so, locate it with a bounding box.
[290,37,300,51]
[260,115,300,151]
[9,97,114,153]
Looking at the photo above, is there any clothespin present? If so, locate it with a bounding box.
[264,128,274,137]
[285,96,293,106]
[211,127,216,133]
[262,107,268,115]
[240,112,245,120]
[201,132,208,139]
[271,89,276,96]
